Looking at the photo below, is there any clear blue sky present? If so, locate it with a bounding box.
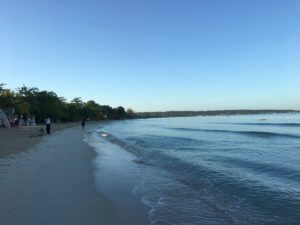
[1,0,299,111]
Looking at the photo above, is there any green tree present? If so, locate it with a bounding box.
[67,97,85,121]
[16,86,39,117]
[113,106,126,120]
[1,84,131,123]
[0,83,5,93]
[126,108,136,118]
[100,105,113,120]
[0,88,16,109]
[84,100,105,120]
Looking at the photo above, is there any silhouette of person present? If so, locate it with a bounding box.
[81,119,86,129]
[46,118,51,134]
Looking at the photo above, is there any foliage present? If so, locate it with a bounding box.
[0,84,131,123]
[126,108,135,118]
[0,83,5,93]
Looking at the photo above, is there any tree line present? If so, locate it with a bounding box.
[1,83,296,123]
[0,83,135,123]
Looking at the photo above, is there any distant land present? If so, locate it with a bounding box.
[135,110,299,119]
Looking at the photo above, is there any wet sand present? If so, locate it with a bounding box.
[0,125,149,225]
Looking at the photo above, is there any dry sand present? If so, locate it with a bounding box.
[0,124,149,225]
[0,123,78,158]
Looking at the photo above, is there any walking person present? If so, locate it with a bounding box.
[81,118,86,129]
[46,118,51,135]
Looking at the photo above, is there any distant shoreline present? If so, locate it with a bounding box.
[135,109,299,119]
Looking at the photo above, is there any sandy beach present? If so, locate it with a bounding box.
[0,123,79,158]
[0,124,149,225]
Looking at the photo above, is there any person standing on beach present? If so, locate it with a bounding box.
[46,118,51,135]
[81,118,86,129]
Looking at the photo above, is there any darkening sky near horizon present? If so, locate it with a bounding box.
[0,0,299,111]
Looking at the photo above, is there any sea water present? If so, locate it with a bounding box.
[88,113,300,225]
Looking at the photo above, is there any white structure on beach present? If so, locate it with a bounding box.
[0,109,10,128]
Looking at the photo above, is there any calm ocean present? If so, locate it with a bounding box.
[92,113,300,225]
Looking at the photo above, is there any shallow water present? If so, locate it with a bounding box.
[92,113,300,225]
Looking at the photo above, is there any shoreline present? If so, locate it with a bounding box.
[84,129,150,224]
[0,123,150,225]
